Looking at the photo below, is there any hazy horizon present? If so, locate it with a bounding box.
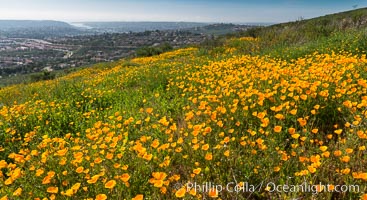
[0,20,274,26]
[0,0,366,23]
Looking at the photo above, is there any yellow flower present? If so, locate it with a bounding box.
[132,194,144,200]
[274,126,282,133]
[95,194,107,200]
[59,157,67,165]
[143,153,153,161]
[63,189,74,197]
[55,148,68,157]
[289,109,297,115]
[205,153,213,161]
[291,134,300,139]
[334,129,343,135]
[327,184,335,191]
[87,175,100,184]
[193,168,201,175]
[152,172,167,180]
[208,188,218,198]
[160,186,167,194]
[151,139,160,148]
[42,176,52,184]
[76,166,84,173]
[153,179,164,188]
[149,172,167,188]
[105,180,117,189]
[341,168,350,175]
[189,188,196,196]
[71,183,81,193]
[13,187,22,196]
[300,94,307,100]
[307,166,316,173]
[0,160,7,169]
[120,173,130,182]
[36,169,44,177]
[360,173,367,181]
[47,187,59,194]
[10,168,22,180]
[204,127,212,133]
[0,195,8,200]
[202,144,209,151]
[146,107,153,114]
[288,128,296,134]
[175,187,186,198]
[315,184,324,192]
[94,157,103,164]
[346,148,353,154]
[333,150,342,157]
[322,151,330,158]
[106,153,114,160]
[319,146,327,152]
[340,156,350,163]
[298,119,308,127]
[275,114,285,120]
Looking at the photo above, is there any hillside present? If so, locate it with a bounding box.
[1,8,367,200]
[0,21,251,85]
[0,20,75,30]
[244,7,367,41]
[274,7,367,31]
[0,20,82,38]
[185,23,254,36]
[222,7,367,59]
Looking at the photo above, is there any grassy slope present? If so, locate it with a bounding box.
[0,8,367,200]
[217,8,367,59]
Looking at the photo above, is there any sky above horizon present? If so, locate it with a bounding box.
[0,0,366,23]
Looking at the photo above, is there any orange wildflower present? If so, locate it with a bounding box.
[175,187,186,198]
[105,180,117,189]
[47,187,59,194]
[95,194,107,200]
[274,126,282,133]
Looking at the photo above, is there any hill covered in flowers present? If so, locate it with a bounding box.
[1,11,367,200]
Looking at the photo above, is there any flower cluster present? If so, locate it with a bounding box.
[0,38,366,199]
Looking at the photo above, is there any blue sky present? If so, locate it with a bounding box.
[0,0,366,23]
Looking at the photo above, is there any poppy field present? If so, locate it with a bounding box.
[0,36,367,199]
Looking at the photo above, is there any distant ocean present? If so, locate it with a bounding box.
[69,23,93,29]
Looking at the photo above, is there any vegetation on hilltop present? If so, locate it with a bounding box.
[135,42,173,57]
[247,7,367,42]
[205,8,367,59]
[0,8,367,200]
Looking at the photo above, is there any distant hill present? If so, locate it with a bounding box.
[0,20,258,38]
[0,20,82,38]
[275,7,367,30]
[73,22,209,33]
[0,20,74,29]
[72,22,259,36]
[186,23,257,35]
[242,8,367,45]
[215,7,367,58]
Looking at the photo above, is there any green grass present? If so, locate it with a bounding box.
[1,8,367,200]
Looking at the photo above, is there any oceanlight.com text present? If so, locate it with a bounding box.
[184,181,360,195]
